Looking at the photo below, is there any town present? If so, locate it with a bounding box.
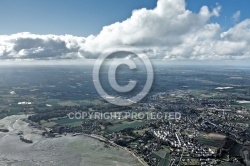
[26,90,250,166]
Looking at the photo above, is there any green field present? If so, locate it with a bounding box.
[231,100,250,109]
[231,120,250,125]
[56,118,83,126]
[134,128,150,136]
[241,103,250,109]
[39,117,83,127]
[8,107,22,115]
[45,99,103,107]
[0,106,22,119]
[152,146,171,166]
[218,162,242,166]
[197,136,225,148]
[107,121,145,133]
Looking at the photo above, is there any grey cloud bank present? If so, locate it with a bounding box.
[1,0,250,61]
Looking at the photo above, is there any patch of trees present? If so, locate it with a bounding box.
[121,128,136,137]
[52,125,83,134]
[216,137,236,158]
[28,107,76,122]
[142,131,154,142]
[115,139,128,147]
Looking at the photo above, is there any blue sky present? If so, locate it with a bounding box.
[186,0,249,29]
[0,0,156,36]
[0,0,248,36]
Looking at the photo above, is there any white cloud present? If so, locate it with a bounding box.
[232,10,241,23]
[0,32,85,60]
[82,0,221,55]
[0,0,250,61]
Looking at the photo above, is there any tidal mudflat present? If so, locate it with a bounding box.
[0,115,142,166]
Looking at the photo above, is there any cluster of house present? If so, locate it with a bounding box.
[27,89,250,166]
[153,127,214,158]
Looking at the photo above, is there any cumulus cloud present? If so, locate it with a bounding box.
[0,0,250,61]
[82,0,221,58]
[0,32,85,60]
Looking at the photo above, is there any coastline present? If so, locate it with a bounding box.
[0,115,146,166]
[84,134,148,166]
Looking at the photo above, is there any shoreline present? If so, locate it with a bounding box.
[27,116,148,165]
[0,115,148,166]
[83,134,148,166]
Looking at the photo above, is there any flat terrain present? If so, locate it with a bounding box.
[0,115,143,166]
[197,133,226,148]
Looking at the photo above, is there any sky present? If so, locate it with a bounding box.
[0,0,250,62]
[0,0,157,36]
